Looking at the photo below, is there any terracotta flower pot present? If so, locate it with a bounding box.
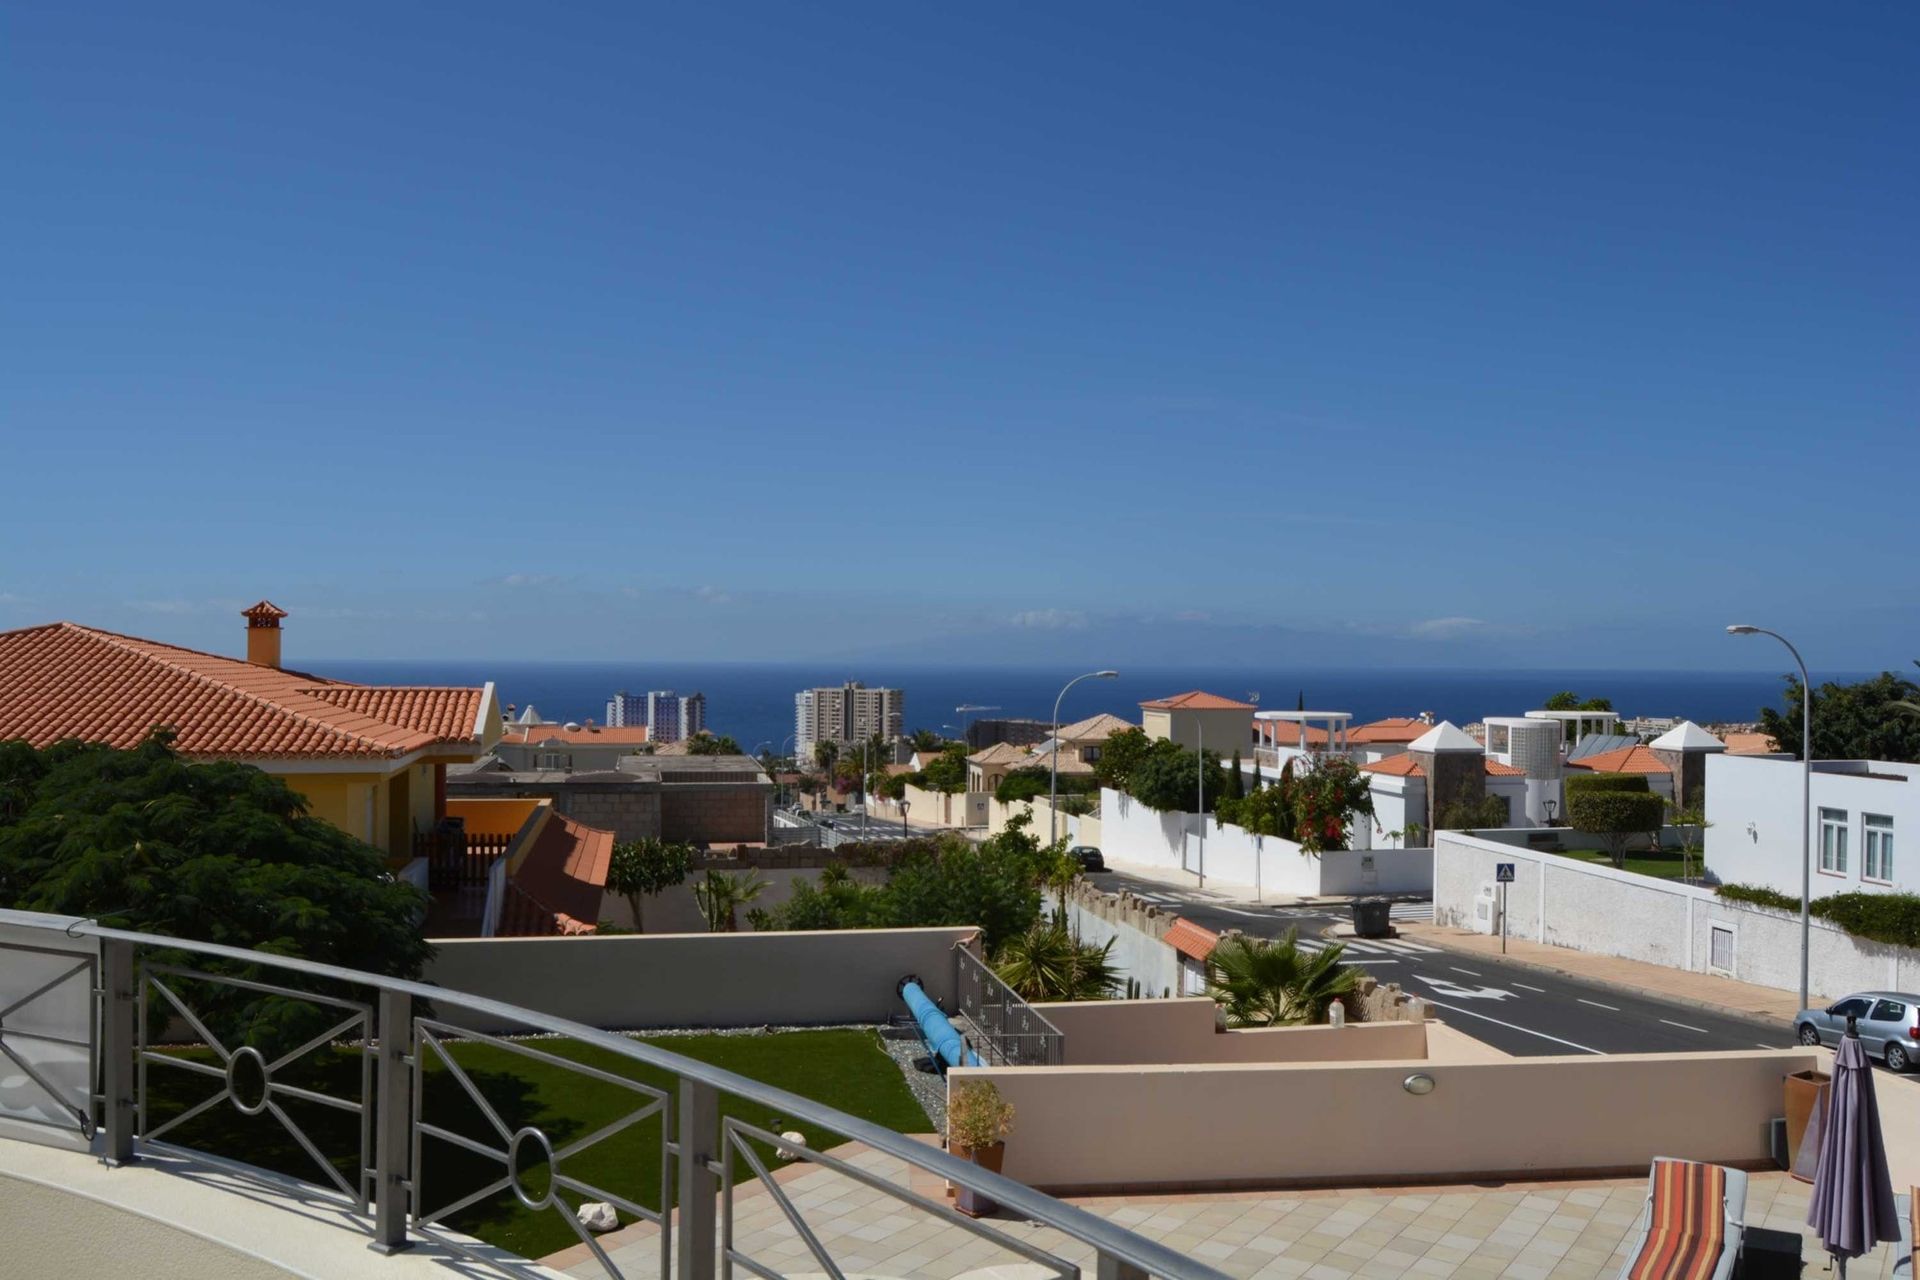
[951,1140,1006,1218]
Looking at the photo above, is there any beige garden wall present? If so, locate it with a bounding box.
[1031,997,1428,1065]
[986,795,1102,847]
[426,927,978,1033]
[952,1048,1817,1192]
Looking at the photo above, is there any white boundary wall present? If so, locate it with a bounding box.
[1434,831,1920,1000]
[1101,789,1432,897]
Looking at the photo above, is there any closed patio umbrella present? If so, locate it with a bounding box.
[1807,1018,1900,1278]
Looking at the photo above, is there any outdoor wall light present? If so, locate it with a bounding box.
[1402,1073,1436,1096]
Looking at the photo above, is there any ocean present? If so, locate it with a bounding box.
[316,661,1825,754]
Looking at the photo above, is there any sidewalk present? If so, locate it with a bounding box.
[1389,920,1806,1025]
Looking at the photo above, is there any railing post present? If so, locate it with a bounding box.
[100,939,136,1165]
[370,989,413,1254]
[1096,1251,1149,1280]
[677,1078,719,1280]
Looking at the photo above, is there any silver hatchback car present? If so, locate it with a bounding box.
[1794,991,1920,1072]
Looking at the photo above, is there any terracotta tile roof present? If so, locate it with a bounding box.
[1360,755,1527,779]
[968,742,1036,767]
[0,621,489,761]
[504,724,651,746]
[1055,712,1134,741]
[1721,732,1780,755]
[1348,717,1433,744]
[1565,744,1673,775]
[501,813,613,936]
[1162,917,1219,963]
[1141,690,1257,711]
[1260,721,1329,746]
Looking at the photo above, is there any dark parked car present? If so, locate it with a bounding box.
[1069,845,1106,872]
[1795,991,1920,1072]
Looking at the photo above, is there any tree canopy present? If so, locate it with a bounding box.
[1757,671,1920,765]
[1126,739,1227,814]
[606,837,692,929]
[684,733,743,756]
[0,734,430,974]
[1565,788,1667,868]
[1543,691,1614,711]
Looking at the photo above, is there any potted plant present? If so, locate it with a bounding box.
[946,1080,1014,1218]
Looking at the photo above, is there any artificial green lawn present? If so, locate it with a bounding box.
[1550,846,1700,881]
[147,1028,930,1260]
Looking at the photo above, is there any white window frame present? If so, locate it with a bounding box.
[1863,813,1894,884]
[1819,807,1849,876]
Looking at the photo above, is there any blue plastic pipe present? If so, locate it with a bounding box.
[898,978,981,1069]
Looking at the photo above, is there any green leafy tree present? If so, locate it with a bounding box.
[994,924,1120,1001]
[1225,750,1245,800]
[919,743,969,793]
[691,868,765,932]
[1289,754,1377,853]
[1668,791,1711,882]
[1758,671,1920,765]
[0,733,432,1046]
[1565,788,1667,868]
[910,728,943,752]
[1544,691,1614,712]
[1091,727,1153,792]
[1128,740,1227,813]
[685,733,743,755]
[1214,782,1292,837]
[812,740,840,776]
[1565,772,1652,796]
[605,837,692,930]
[1205,930,1362,1027]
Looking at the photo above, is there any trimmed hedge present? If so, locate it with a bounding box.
[1716,883,1920,950]
[1564,772,1651,795]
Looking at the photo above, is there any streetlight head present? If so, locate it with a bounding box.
[1725,624,1759,635]
[1096,669,1120,679]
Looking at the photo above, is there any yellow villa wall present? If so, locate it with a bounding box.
[276,764,438,862]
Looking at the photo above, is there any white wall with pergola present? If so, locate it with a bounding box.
[1251,710,1353,768]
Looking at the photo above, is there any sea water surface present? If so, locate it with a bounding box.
[318,662,1825,754]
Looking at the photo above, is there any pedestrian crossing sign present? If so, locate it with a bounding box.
[1495,862,1516,883]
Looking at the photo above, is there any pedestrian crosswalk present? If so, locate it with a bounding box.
[1296,933,1443,962]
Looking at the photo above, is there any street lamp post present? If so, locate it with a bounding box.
[901,798,911,840]
[1726,624,1813,1013]
[1050,670,1119,847]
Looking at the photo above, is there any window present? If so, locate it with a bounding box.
[1869,999,1908,1024]
[1708,925,1735,973]
[1864,814,1894,882]
[1819,808,1849,874]
[537,751,569,770]
[1830,997,1872,1020]
[1083,745,1102,762]
[1487,725,1509,753]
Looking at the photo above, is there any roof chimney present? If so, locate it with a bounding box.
[241,600,287,669]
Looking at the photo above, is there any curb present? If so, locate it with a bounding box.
[1321,924,1797,1035]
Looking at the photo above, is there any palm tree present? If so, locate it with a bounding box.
[1205,930,1362,1027]
[993,924,1120,1001]
[691,869,766,932]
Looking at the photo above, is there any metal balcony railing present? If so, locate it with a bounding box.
[0,908,1224,1280]
[954,946,1066,1067]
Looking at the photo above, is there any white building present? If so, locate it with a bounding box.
[604,689,707,743]
[1705,754,1916,898]
[795,682,904,759]
[1357,721,1530,847]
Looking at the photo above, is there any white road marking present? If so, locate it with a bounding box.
[1449,966,1483,977]
[1419,1000,1603,1055]
[1414,975,1517,1002]
[1756,1042,1781,1050]
[1659,1019,1708,1034]
[1512,982,1548,993]
[1577,998,1621,1012]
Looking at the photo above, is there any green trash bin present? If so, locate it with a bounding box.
[1352,896,1391,938]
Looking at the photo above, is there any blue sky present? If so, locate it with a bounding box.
[2,3,1913,670]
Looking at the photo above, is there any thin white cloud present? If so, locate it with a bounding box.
[694,585,733,605]
[125,598,202,615]
[1008,608,1088,630]
[494,572,559,588]
[1408,616,1490,640]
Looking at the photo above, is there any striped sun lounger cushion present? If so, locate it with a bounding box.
[1626,1161,1729,1280]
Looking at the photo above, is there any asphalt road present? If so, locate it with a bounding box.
[1086,868,1916,1079]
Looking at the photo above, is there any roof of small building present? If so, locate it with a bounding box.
[968,742,1037,767]
[1140,690,1257,711]
[1163,917,1219,963]
[1361,756,1526,779]
[1347,717,1434,744]
[1565,744,1673,775]
[0,621,489,761]
[1721,731,1780,755]
[501,813,614,936]
[1056,712,1135,741]
[1647,721,1726,753]
[504,724,651,746]
[1259,721,1329,746]
[1407,721,1481,753]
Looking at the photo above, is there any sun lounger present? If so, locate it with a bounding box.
[1617,1157,1748,1280]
